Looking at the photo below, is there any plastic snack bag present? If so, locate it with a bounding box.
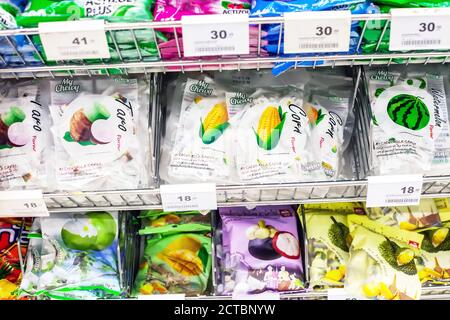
[217,206,304,295]
[0,218,31,300]
[303,206,351,288]
[49,77,149,191]
[345,224,421,300]
[21,212,121,300]
[365,67,443,175]
[161,76,238,184]
[134,211,212,296]
[0,80,51,190]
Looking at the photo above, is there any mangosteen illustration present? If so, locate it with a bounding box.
[247,220,300,260]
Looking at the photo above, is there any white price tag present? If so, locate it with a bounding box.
[283,11,351,54]
[38,20,110,61]
[389,8,450,51]
[138,294,185,300]
[232,292,280,300]
[160,183,217,212]
[0,190,49,217]
[182,14,249,57]
[366,174,423,208]
[327,288,359,300]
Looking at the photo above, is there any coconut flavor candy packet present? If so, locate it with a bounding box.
[365,66,447,175]
[134,211,212,296]
[345,215,422,300]
[49,77,149,192]
[20,212,121,300]
[0,80,51,190]
[161,76,238,184]
[216,206,304,295]
[0,218,31,300]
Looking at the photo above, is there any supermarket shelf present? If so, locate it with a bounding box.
[0,13,448,78]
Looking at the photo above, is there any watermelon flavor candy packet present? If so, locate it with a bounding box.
[0,218,32,300]
[365,66,447,175]
[216,206,304,295]
[134,211,212,296]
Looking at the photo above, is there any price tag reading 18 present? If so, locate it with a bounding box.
[0,190,49,217]
[181,14,250,57]
[366,174,423,208]
[283,11,351,54]
[160,183,217,212]
[389,8,450,51]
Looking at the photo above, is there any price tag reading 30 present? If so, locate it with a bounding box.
[182,14,250,57]
[38,20,110,61]
[389,8,450,51]
[366,174,423,208]
[0,190,49,217]
[160,183,217,212]
[283,11,351,54]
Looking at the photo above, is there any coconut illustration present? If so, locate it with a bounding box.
[247,220,300,260]
[0,106,29,148]
[61,211,117,251]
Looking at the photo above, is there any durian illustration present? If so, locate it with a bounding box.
[328,217,351,253]
[378,238,417,275]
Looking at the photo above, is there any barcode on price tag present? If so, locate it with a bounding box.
[38,20,110,61]
[366,174,423,208]
[160,183,217,212]
[0,190,49,217]
[389,8,450,51]
[283,11,351,54]
[182,14,249,57]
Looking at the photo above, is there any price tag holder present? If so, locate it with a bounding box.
[366,174,423,208]
[389,8,450,51]
[327,288,359,300]
[181,14,249,57]
[160,183,217,212]
[138,294,185,300]
[38,20,110,61]
[0,190,49,217]
[283,11,351,54]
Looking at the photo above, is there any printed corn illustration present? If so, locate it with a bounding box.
[254,106,287,151]
[199,101,230,144]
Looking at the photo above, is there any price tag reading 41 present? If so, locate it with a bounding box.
[389,8,450,51]
[283,11,351,54]
[182,14,250,57]
[38,20,110,61]
[160,183,217,212]
[0,190,49,217]
[366,174,423,208]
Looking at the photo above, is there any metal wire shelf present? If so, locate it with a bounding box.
[0,13,448,78]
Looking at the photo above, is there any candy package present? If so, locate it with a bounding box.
[215,206,304,295]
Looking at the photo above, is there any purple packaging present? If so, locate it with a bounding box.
[217,206,304,295]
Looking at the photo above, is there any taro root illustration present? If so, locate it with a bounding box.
[64,102,111,146]
[254,106,287,151]
[246,219,300,260]
[199,101,230,144]
[0,106,30,149]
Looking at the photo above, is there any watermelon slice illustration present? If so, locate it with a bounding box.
[386,94,430,131]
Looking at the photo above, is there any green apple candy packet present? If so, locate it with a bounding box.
[20,212,121,300]
[134,210,212,296]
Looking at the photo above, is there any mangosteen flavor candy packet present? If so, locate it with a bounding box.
[48,76,150,192]
[0,79,51,190]
[365,66,449,176]
[20,212,121,300]
[0,218,32,300]
[216,206,304,295]
[134,211,212,296]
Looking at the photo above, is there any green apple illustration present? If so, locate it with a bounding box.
[61,212,117,251]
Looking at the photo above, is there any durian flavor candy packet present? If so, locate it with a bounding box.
[134,211,212,296]
[161,76,238,184]
[365,67,444,175]
[365,198,442,231]
[21,212,122,300]
[345,224,421,300]
[217,206,304,295]
[49,77,149,191]
[302,206,351,288]
[231,86,313,183]
[0,80,51,190]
